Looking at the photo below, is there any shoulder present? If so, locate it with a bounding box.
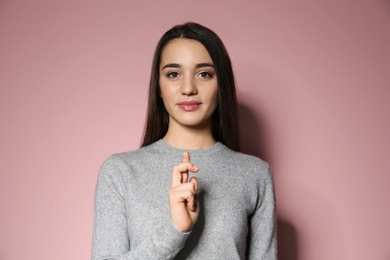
[214,147,274,206]
[221,146,270,171]
[216,146,274,187]
[97,142,160,181]
[96,143,162,194]
[102,142,161,168]
[234,151,268,170]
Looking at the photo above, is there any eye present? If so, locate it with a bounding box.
[199,71,212,78]
[167,72,179,78]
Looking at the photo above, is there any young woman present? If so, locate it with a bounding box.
[92,22,276,259]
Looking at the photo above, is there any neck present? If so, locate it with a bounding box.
[163,124,216,150]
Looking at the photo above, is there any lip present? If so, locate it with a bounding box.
[177,101,202,111]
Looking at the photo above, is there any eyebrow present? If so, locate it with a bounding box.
[196,62,215,68]
[162,62,215,70]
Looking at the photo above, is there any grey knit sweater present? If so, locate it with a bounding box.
[92,140,276,260]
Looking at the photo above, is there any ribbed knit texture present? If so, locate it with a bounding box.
[92,140,277,260]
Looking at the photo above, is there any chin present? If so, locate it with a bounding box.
[182,120,211,129]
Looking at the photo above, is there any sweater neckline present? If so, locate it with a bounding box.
[154,139,225,157]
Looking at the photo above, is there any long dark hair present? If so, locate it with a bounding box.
[141,22,240,151]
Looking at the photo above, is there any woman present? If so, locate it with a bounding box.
[92,22,276,259]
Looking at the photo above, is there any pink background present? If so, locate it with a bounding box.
[1,1,390,259]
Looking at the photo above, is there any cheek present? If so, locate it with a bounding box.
[159,81,169,99]
[159,86,175,109]
[159,78,177,98]
[210,85,219,104]
[208,88,219,113]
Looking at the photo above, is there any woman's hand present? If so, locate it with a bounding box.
[169,151,199,233]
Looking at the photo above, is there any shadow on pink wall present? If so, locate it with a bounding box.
[239,103,298,260]
[277,219,298,260]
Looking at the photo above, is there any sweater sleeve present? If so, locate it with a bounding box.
[92,156,190,260]
[246,166,277,260]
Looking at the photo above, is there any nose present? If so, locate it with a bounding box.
[180,76,197,96]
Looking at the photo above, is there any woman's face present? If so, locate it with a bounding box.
[159,39,218,131]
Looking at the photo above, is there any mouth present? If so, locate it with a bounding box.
[177,101,202,111]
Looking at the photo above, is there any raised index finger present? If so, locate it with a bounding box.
[180,151,190,184]
[171,152,197,187]
[182,151,190,163]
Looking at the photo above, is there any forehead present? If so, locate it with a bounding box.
[160,39,212,64]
